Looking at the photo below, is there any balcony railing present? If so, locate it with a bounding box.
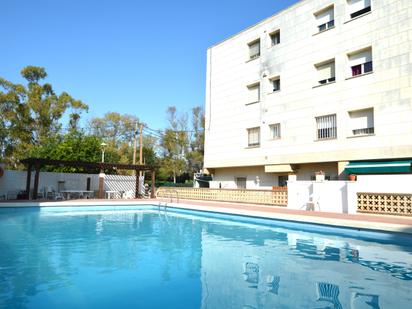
[318,77,336,85]
[318,20,335,32]
[352,127,374,136]
[351,61,373,76]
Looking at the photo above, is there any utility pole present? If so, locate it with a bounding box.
[133,122,138,165]
[139,123,144,174]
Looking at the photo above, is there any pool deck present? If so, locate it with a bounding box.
[1,198,412,235]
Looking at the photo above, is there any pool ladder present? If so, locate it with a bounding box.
[158,189,179,209]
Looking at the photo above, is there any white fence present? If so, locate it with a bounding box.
[104,174,145,197]
[288,174,412,215]
[0,170,143,199]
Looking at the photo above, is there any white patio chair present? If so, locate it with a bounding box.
[306,194,320,211]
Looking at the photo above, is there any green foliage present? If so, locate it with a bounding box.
[0,66,88,168]
[89,112,138,147]
[1,67,205,180]
[29,131,120,173]
[158,105,205,183]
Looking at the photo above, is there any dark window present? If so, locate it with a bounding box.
[364,61,373,73]
[270,31,280,46]
[318,20,335,32]
[236,177,247,189]
[351,64,362,76]
[272,79,280,91]
[318,23,327,32]
[350,6,371,19]
[278,176,288,187]
[351,61,373,77]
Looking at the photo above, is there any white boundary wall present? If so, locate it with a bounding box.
[288,175,412,214]
[0,170,143,197]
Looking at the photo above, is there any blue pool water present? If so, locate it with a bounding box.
[0,206,412,309]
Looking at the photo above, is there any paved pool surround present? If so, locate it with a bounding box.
[1,198,412,235]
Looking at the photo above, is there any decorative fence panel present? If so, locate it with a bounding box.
[157,187,288,206]
[357,192,412,216]
[104,175,144,197]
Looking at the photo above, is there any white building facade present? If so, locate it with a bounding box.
[204,0,412,189]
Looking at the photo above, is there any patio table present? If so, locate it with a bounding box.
[60,190,94,200]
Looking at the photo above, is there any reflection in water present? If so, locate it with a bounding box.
[316,282,343,309]
[244,262,259,287]
[0,208,411,308]
[266,275,280,295]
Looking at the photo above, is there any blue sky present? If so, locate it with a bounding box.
[1,0,298,130]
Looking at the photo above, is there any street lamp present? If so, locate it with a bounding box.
[100,142,107,163]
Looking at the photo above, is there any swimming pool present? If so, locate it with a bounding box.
[0,205,411,308]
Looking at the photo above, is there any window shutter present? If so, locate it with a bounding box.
[349,50,372,66]
[318,62,334,80]
[348,0,370,14]
[316,8,333,25]
[247,84,260,103]
[249,41,260,58]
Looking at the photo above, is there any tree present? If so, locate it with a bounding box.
[29,131,120,173]
[160,106,190,183]
[187,106,205,173]
[89,112,139,147]
[0,66,88,168]
[89,112,158,169]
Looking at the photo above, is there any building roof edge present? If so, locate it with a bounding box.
[208,0,307,50]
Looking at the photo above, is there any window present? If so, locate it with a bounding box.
[247,83,260,104]
[348,0,371,19]
[278,176,288,187]
[349,108,374,136]
[348,47,372,77]
[236,177,247,189]
[270,30,280,46]
[315,60,335,85]
[270,123,281,139]
[247,127,260,147]
[248,39,260,60]
[315,6,335,32]
[316,114,337,140]
[270,76,281,92]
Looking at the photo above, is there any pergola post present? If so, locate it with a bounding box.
[98,172,105,199]
[151,170,156,199]
[25,163,32,200]
[135,169,139,199]
[20,158,156,200]
[33,163,40,200]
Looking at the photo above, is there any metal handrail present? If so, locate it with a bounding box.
[157,188,179,206]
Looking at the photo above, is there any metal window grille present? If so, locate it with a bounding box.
[248,127,260,146]
[353,127,374,135]
[318,19,335,32]
[270,123,281,139]
[316,114,337,140]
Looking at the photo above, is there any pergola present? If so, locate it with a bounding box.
[21,158,156,200]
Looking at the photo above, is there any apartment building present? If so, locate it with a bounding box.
[204,0,412,189]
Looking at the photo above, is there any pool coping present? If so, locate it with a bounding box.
[1,198,412,235]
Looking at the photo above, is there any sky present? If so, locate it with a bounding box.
[1,0,299,131]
